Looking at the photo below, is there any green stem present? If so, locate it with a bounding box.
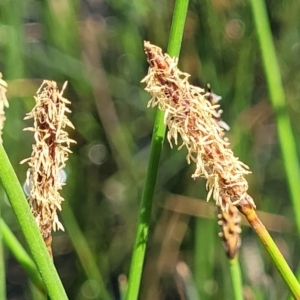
[125,1,189,299]
[250,0,300,233]
[250,2,300,298]
[239,203,300,298]
[0,203,5,300]
[0,145,68,300]
[0,219,45,293]
[229,257,244,300]
[194,218,215,298]
[61,202,110,300]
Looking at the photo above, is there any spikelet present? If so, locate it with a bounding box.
[21,80,76,256]
[218,202,242,259]
[142,41,255,211]
[0,73,9,143]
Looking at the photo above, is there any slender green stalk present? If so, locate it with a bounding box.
[250,0,300,232]
[61,201,110,300]
[0,145,68,300]
[195,218,215,299]
[250,2,300,296]
[229,257,244,300]
[0,203,5,300]
[239,202,300,298]
[0,219,45,292]
[125,1,189,299]
[28,280,47,300]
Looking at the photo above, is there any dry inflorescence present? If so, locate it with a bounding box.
[21,80,75,256]
[142,41,255,211]
[0,73,9,143]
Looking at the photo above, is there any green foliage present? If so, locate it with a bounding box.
[0,0,300,299]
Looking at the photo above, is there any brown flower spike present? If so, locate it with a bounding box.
[218,204,241,259]
[21,80,75,256]
[142,41,255,211]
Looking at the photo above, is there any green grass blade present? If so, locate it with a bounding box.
[256,219,300,298]
[125,1,190,299]
[250,0,300,233]
[230,257,244,300]
[239,205,300,298]
[61,201,111,300]
[0,207,5,299]
[250,1,300,295]
[0,219,45,293]
[194,218,215,299]
[0,145,68,300]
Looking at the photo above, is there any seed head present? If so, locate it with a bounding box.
[142,41,255,211]
[21,80,76,256]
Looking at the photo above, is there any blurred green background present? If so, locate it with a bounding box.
[1,0,300,299]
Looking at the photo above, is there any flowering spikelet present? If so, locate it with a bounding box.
[0,73,9,143]
[21,80,75,256]
[218,203,242,259]
[142,41,255,211]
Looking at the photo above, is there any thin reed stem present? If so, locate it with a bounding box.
[195,218,215,297]
[61,201,110,299]
[250,1,300,296]
[250,0,300,233]
[125,1,189,299]
[237,201,300,299]
[0,219,45,292]
[0,208,5,300]
[229,257,244,300]
[0,144,68,300]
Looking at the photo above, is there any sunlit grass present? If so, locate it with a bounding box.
[0,0,299,299]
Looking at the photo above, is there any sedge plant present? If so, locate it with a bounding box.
[142,41,300,298]
[0,80,73,299]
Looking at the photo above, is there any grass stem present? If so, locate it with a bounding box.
[0,206,5,300]
[125,1,189,299]
[0,144,68,300]
[0,219,45,293]
[229,257,244,300]
[250,0,300,233]
[238,201,300,299]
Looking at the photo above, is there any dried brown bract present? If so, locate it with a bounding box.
[142,41,255,211]
[21,80,76,256]
[0,73,9,143]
